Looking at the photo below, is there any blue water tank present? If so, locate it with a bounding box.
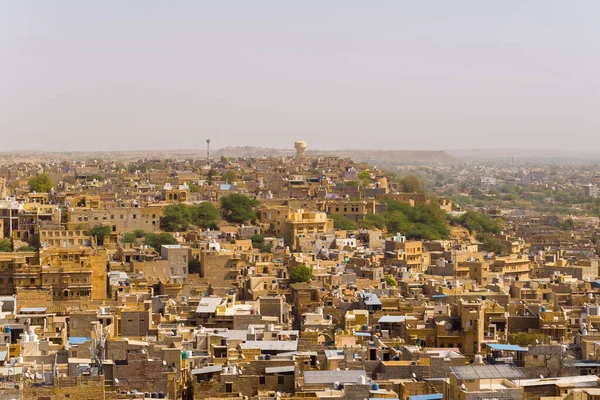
[371,382,379,390]
[5,327,10,333]
[541,306,547,312]
[182,296,187,302]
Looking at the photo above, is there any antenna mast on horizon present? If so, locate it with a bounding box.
[206,138,211,165]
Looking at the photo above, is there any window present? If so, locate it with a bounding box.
[259,376,265,385]
[225,383,232,393]
[278,375,285,385]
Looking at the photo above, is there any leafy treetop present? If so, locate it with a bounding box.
[28,173,55,193]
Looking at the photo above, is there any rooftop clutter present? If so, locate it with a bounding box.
[0,147,598,399]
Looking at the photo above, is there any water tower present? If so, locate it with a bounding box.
[294,140,307,159]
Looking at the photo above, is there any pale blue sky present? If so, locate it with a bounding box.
[1,1,599,152]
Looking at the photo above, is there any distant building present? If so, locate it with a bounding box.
[584,184,598,198]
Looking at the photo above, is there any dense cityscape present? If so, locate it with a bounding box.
[0,142,599,399]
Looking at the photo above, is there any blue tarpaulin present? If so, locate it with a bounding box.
[68,337,91,345]
[486,343,528,352]
[409,394,443,400]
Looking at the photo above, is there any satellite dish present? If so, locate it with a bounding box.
[162,360,167,366]
[540,375,544,379]
[114,378,119,384]
[461,384,467,390]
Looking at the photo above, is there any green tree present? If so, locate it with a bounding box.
[16,246,36,252]
[358,171,370,180]
[0,239,13,252]
[510,332,549,347]
[188,257,201,274]
[189,183,200,193]
[482,237,508,255]
[87,174,103,182]
[220,194,259,224]
[161,203,221,232]
[453,211,503,235]
[503,193,520,202]
[144,233,178,250]
[330,214,357,230]
[384,276,397,287]
[382,199,450,240]
[90,225,112,246]
[161,204,192,232]
[290,264,312,283]
[559,218,575,230]
[398,175,423,193]
[207,169,216,185]
[190,202,221,229]
[251,234,272,253]
[384,210,412,234]
[28,173,55,193]
[128,165,147,173]
[132,229,146,238]
[122,232,138,244]
[221,171,237,184]
[358,214,387,230]
[251,234,265,248]
[469,187,484,199]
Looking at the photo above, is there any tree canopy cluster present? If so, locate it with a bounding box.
[289,264,312,283]
[330,214,358,230]
[397,175,424,193]
[28,173,55,193]
[220,194,259,224]
[144,232,178,250]
[449,211,507,254]
[90,225,112,246]
[122,229,147,244]
[161,203,221,232]
[509,332,549,347]
[358,199,450,240]
[327,197,451,241]
[250,234,273,253]
[384,276,397,287]
[0,239,12,252]
[451,211,503,235]
[481,237,509,255]
[221,171,237,184]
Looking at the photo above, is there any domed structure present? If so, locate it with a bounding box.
[294,140,307,158]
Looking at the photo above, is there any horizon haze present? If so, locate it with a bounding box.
[2,1,600,152]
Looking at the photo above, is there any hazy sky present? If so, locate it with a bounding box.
[2,1,600,152]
